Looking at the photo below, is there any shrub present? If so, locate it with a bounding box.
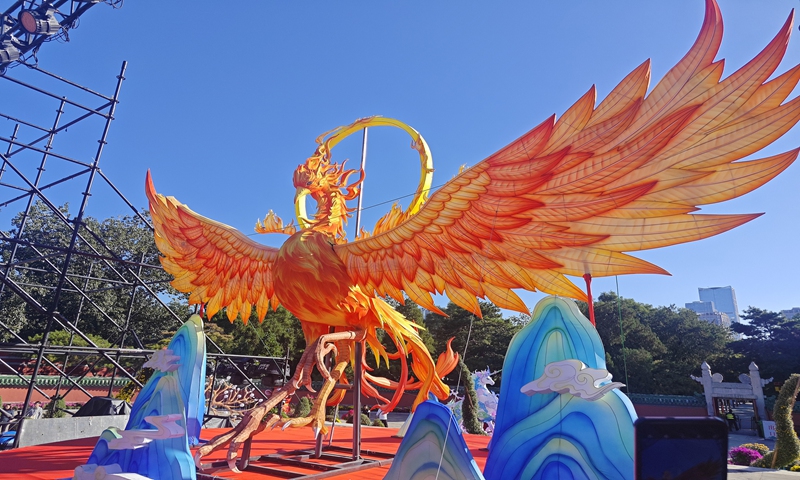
[459,360,486,435]
[729,447,763,466]
[343,411,370,425]
[116,367,154,402]
[45,396,66,419]
[791,465,800,472]
[739,443,770,457]
[295,397,312,418]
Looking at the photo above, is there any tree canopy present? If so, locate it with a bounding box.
[730,307,800,383]
[582,292,732,395]
[1,201,179,348]
[425,301,520,385]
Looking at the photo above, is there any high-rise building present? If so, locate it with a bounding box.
[781,307,800,320]
[698,286,740,323]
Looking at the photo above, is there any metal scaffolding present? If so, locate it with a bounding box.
[0,60,276,449]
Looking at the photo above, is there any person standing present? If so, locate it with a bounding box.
[725,409,737,431]
[25,401,43,419]
[378,410,388,428]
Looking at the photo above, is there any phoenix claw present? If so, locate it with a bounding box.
[193,333,364,473]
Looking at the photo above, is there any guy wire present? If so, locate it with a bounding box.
[616,276,630,393]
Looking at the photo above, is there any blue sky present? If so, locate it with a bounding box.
[3,1,799,315]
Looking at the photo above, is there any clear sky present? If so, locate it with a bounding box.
[3,1,799,316]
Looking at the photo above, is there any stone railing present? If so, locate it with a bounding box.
[627,393,706,407]
[0,374,130,388]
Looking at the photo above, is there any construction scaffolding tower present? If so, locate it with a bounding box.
[0,59,277,449]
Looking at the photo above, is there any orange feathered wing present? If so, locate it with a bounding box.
[334,0,800,317]
[145,171,280,322]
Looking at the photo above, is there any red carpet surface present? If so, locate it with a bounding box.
[0,425,491,479]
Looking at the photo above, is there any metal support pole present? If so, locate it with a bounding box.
[55,263,93,400]
[108,251,144,396]
[351,129,368,460]
[354,128,368,234]
[206,358,219,417]
[353,340,363,460]
[313,418,324,458]
[0,123,19,183]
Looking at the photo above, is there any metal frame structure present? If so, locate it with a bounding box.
[0,60,275,449]
[1,0,121,74]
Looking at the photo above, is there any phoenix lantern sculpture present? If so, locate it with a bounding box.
[147,0,800,469]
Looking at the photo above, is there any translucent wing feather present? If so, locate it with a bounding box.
[146,172,280,322]
[334,0,800,317]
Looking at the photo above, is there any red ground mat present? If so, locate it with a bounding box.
[0,425,491,479]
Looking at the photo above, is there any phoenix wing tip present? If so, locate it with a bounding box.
[145,170,158,201]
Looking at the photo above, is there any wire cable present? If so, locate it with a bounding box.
[615,276,630,392]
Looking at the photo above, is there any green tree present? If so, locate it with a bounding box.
[582,292,666,394]
[209,306,305,366]
[28,330,113,366]
[44,396,66,418]
[583,292,732,395]
[426,301,519,386]
[28,329,112,349]
[731,308,800,383]
[294,396,312,418]
[645,304,730,395]
[0,201,178,347]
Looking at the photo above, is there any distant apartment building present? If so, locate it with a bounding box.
[697,311,732,328]
[698,286,740,324]
[685,300,715,315]
[685,301,732,327]
[781,307,800,320]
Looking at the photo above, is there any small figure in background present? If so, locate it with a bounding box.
[725,409,738,431]
[378,410,388,428]
[25,401,43,419]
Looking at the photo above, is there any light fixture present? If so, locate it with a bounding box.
[0,35,20,64]
[18,7,61,36]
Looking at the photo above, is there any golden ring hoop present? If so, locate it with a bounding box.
[294,116,433,231]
